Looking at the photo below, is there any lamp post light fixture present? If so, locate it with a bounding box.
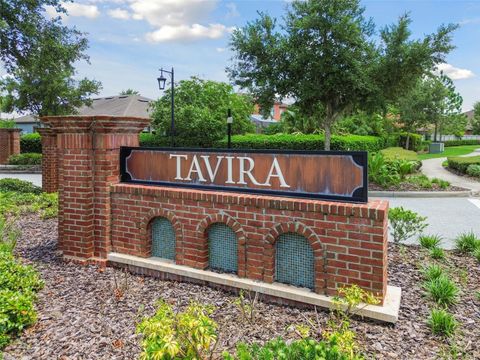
[157,67,175,147]
[227,108,233,149]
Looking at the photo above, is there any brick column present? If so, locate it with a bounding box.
[0,128,21,164]
[37,128,58,193]
[40,116,149,264]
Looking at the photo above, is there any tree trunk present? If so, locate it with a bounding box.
[324,122,331,151]
[434,122,438,142]
[405,133,410,150]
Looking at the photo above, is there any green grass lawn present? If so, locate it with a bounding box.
[418,145,480,160]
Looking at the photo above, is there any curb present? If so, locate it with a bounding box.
[369,190,478,198]
[0,165,41,174]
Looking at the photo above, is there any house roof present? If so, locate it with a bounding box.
[14,95,153,124]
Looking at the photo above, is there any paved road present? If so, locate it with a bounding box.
[0,173,42,187]
[421,148,480,191]
[375,196,480,249]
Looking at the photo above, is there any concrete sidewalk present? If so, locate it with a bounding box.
[421,148,480,192]
[375,196,480,249]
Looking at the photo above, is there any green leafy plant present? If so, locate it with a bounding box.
[447,156,480,174]
[454,231,480,254]
[430,178,450,189]
[233,290,258,325]
[423,275,459,306]
[322,285,379,358]
[476,291,480,301]
[20,133,42,154]
[7,153,42,165]
[0,217,44,349]
[430,247,445,260]
[474,247,480,264]
[368,152,400,187]
[466,164,480,177]
[0,119,17,129]
[223,337,363,360]
[388,207,428,244]
[137,300,218,360]
[0,192,58,219]
[421,264,444,281]
[0,179,42,195]
[427,308,458,338]
[419,234,443,250]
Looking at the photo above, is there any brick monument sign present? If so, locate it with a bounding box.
[40,115,399,321]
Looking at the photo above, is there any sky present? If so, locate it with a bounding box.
[3,0,480,112]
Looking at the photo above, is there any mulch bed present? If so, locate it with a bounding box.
[4,215,480,359]
[445,167,480,183]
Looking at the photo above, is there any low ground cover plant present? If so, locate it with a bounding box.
[388,207,427,244]
[419,235,443,250]
[423,275,459,306]
[430,247,445,260]
[7,153,42,166]
[427,308,458,338]
[421,264,444,281]
[454,231,480,254]
[0,180,57,219]
[0,216,44,349]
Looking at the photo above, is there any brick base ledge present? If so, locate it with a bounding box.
[107,252,401,323]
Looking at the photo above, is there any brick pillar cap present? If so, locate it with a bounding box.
[40,115,150,134]
[0,128,22,133]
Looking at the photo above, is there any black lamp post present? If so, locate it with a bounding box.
[157,67,175,147]
[227,108,233,149]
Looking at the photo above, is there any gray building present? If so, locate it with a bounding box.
[13,95,153,133]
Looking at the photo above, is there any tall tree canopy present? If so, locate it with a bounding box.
[151,77,255,147]
[471,101,480,135]
[0,0,101,116]
[228,0,457,149]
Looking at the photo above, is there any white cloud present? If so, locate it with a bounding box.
[127,0,231,42]
[108,8,130,20]
[459,18,480,26]
[216,47,226,52]
[146,23,232,43]
[436,63,475,80]
[46,2,100,19]
[130,0,218,27]
[225,2,239,18]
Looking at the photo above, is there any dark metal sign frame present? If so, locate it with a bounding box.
[119,147,368,203]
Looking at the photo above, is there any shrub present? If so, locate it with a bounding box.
[0,192,58,219]
[0,218,44,349]
[421,264,444,281]
[0,179,42,194]
[7,153,42,165]
[223,337,363,360]
[427,308,458,338]
[0,120,17,129]
[419,235,443,250]
[215,133,386,152]
[137,300,218,360]
[139,133,171,147]
[394,132,423,151]
[474,247,480,263]
[388,207,427,244]
[447,156,480,174]
[368,152,400,187]
[423,275,459,306]
[430,247,446,260]
[443,139,480,147]
[20,133,42,154]
[430,178,450,189]
[454,231,480,254]
[466,164,480,177]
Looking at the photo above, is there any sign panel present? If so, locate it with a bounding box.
[120,147,368,203]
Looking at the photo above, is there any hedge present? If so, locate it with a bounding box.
[443,139,480,147]
[447,156,480,173]
[386,133,423,151]
[8,153,42,165]
[215,133,385,152]
[139,133,171,147]
[20,133,42,154]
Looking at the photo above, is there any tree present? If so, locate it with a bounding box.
[398,73,463,147]
[228,0,457,150]
[0,0,101,116]
[120,89,140,96]
[151,77,255,147]
[472,102,480,135]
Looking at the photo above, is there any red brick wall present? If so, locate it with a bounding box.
[0,129,21,164]
[110,183,389,300]
[38,128,58,193]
